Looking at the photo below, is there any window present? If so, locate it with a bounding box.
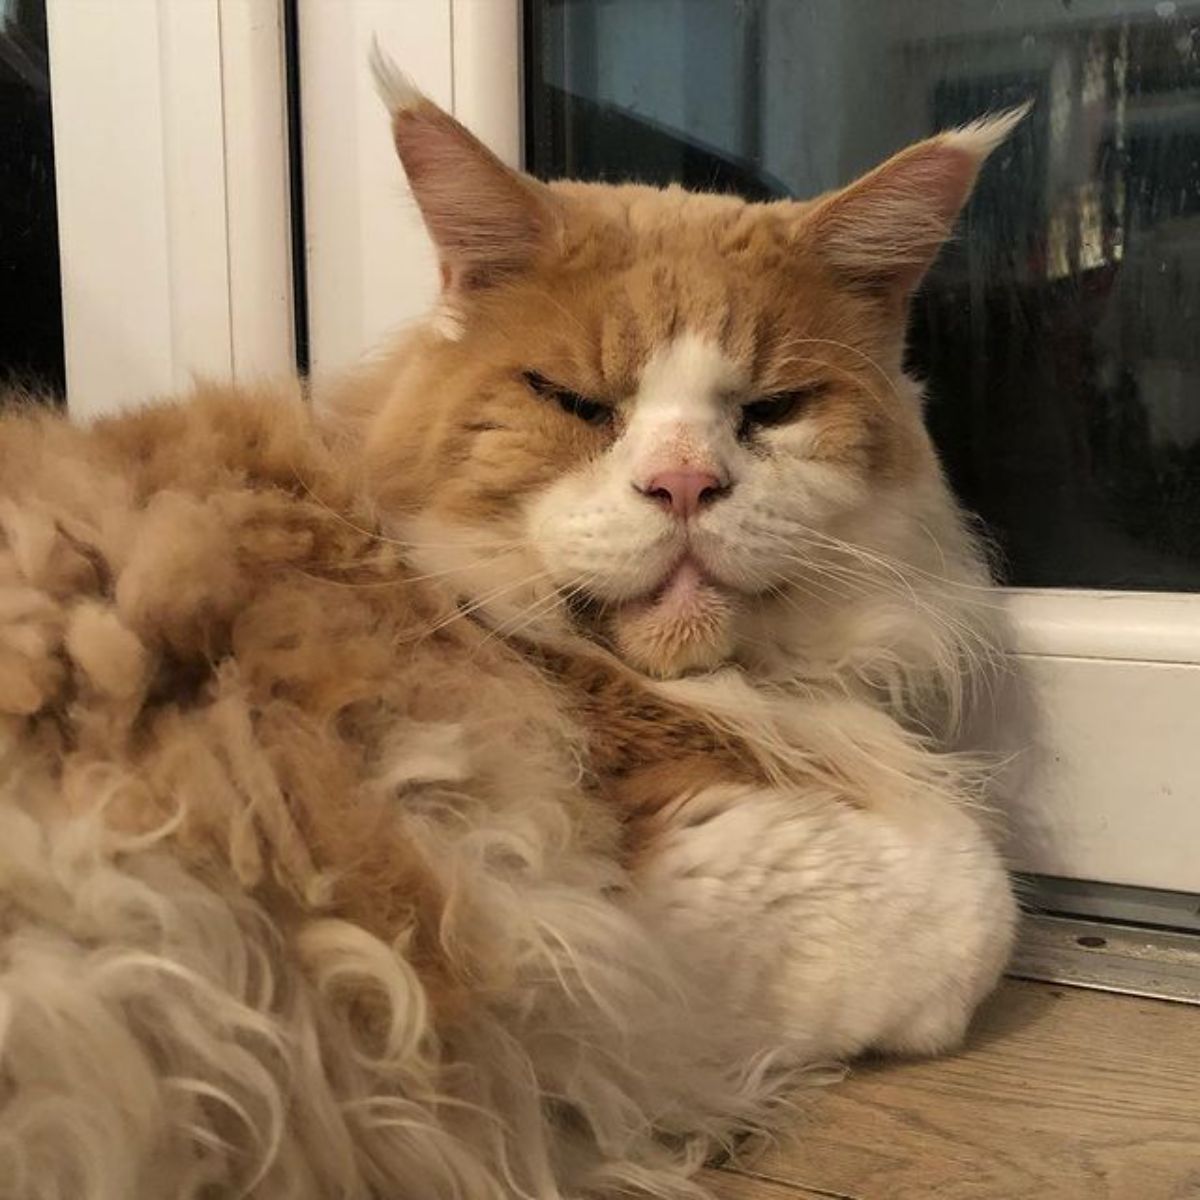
[41,0,295,416]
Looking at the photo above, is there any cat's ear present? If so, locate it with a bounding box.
[371,43,556,293]
[803,105,1029,304]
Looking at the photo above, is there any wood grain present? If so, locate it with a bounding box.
[707,980,1200,1200]
[698,1168,834,1199]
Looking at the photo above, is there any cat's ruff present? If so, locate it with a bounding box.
[0,61,1024,1200]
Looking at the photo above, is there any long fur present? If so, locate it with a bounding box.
[0,83,1026,1198]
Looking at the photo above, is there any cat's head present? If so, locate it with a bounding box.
[351,55,1021,690]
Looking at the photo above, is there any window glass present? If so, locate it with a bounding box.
[526,0,1200,591]
[1,0,64,397]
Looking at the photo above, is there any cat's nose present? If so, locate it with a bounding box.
[638,468,729,519]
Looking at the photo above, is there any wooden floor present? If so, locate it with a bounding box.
[704,980,1200,1200]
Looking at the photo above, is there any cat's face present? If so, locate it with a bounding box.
[358,75,1018,678]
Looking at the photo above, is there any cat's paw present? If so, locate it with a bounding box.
[634,783,1016,1064]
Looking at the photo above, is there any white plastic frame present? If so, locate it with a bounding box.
[297,0,520,379]
[297,2,1200,894]
[47,0,295,418]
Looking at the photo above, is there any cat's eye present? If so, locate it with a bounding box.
[739,386,825,436]
[522,371,613,427]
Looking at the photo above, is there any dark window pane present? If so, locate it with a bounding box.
[1,0,64,397]
[525,0,1200,592]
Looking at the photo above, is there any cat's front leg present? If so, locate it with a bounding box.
[632,780,1016,1064]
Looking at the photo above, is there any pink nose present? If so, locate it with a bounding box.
[640,469,728,519]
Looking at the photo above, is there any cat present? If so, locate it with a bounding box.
[0,50,1024,1200]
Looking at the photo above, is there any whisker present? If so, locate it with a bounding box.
[292,545,533,591]
[474,572,598,652]
[416,566,557,639]
[770,335,905,410]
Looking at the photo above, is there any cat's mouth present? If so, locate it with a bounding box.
[625,555,727,620]
[607,553,738,676]
[559,548,742,676]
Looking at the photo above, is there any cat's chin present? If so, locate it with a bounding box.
[613,561,738,677]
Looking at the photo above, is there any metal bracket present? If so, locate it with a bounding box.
[1010,913,1200,1005]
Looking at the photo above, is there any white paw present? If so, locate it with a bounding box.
[636,784,1016,1063]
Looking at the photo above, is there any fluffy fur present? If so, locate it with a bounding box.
[0,67,1023,1199]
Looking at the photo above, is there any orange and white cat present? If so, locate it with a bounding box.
[0,52,1022,1200]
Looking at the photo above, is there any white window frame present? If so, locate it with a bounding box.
[47,0,296,418]
[297,0,519,382]
[999,590,1200,893]
[301,1,1200,895]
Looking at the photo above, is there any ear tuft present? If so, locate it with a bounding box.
[369,38,422,115]
[944,100,1033,163]
[806,101,1032,300]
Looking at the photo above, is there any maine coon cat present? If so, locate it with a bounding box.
[0,52,1024,1199]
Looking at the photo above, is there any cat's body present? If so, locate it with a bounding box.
[0,65,1021,1199]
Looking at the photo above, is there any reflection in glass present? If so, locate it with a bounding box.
[1,0,64,397]
[526,0,1200,591]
